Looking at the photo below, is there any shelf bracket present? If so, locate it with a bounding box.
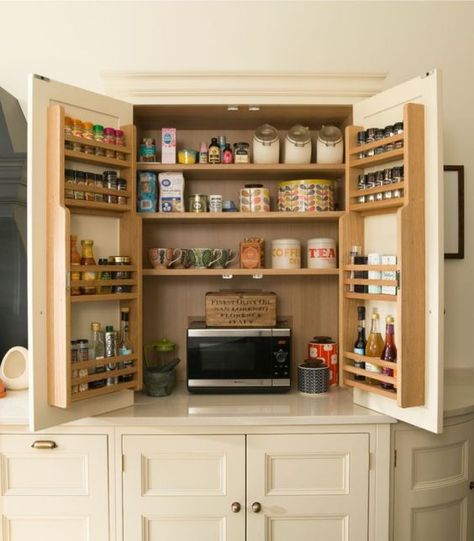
[252,274,263,280]
[222,274,233,280]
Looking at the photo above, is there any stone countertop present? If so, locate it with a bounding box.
[444,368,474,418]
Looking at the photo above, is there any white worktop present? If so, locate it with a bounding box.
[1,369,473,427]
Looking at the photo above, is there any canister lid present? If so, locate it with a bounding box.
[308,238,336,244]
[108,256,131,264]
[154,338,176,352]
[311,336,335,343]
[254,123,279,144]
[318,125,343,145]
[272,238,300,244]
[286,124,311,145]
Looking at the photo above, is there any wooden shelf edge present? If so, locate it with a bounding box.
[343,264,399,272]
[65,134,132,155]
[71,293,137,303]
[344,352,397,370]
[343,365,396,385]
[74,354,137,371]
[140,211,345,222]
[344,378,397,400]
[344,292,397,302]
[136,163,346,172]
[349,182,404,198]
[348,133,404,155]
[71,265,137,272]
[66,199,131,212]
[349,148,404,168]
[64,149,132,168]
[71,380,138,402]
[142,268,340,277]
[349,199,404,213]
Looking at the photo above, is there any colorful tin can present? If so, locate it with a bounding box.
[188,194,208,213]
[137,171,157,213]
[277,179,335,212]
[308,336,338,386]
[239,184,270,212]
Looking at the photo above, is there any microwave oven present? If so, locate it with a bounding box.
[187,321,291,393]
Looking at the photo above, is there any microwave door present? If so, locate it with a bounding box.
[187,336,273,385]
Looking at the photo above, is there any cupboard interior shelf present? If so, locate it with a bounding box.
[64,149,132,168]
[137,162,346,180]
[140,211,345,223]
[349,198,404,213]
[64,134,132,155]
[348,133,404,155]
[142,268,340,277]
[71,293,137,303]
[348,147,404,168]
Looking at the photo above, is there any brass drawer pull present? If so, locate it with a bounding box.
[470,481,474,490]
[31,440,57,450]
[251,502,262,513]
[231,502,241,513]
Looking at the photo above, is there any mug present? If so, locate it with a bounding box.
[148,247,183,269]
[212,248,238,269]
[172,248,188,268]
[186,248,223,269]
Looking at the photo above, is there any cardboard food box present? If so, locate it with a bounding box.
[240,237,265,269]
[205,290,277,327]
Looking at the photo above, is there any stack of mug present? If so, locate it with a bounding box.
[148,247,237,269]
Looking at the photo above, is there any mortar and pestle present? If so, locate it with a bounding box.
[143,338,180,397]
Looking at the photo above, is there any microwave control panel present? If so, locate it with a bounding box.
[272,337,291,380]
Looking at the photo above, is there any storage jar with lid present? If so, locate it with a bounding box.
[252,124,280,164]
[271,238,301,269]
[283,124,312,164]
[316,125,343,164]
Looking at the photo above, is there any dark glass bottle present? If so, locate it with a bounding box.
[353,306,366,381]
[208,137,221,164]
[381,315,397,390]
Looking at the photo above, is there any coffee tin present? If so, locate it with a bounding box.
[188,194,208,213]
[308,336,338,385]
[209,194,223,212]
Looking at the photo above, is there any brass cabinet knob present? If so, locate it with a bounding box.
[251,502,262,513]
[231,502,241,513]
[31,440,57,450]
[470,481,474,490]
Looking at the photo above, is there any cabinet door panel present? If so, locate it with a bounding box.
[246,434,369,541]
[394,420,474,541]
[28,74,134,431]
[0,434,109,541]
[352,70,444,433]
[122,434,245,541]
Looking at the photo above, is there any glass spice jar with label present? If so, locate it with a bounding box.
[115,129,125,160]
[109,256,132,293]
[104,128,116,158]
[80,239,97,295]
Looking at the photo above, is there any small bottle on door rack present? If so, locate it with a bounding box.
[365,309,384,382]
[353,306,366,381]
[119,307,134,383]
[381,315,397,390]
[89,322,106,389]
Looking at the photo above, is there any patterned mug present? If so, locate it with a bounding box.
[212,248,238,269]
[148,248,183,269]
[185,248,223,269]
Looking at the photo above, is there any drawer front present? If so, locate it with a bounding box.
[122,434,246,541]
[246,433,370,541]
[0,434,109,541]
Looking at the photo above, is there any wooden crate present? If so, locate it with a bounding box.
[205,290,277,327]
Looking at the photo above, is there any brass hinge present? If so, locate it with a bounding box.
[394,449,397,468]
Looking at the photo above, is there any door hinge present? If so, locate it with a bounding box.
[394,449,397,468]
[66,272,71,290]
[33,74,50,82]
[121,454,125,473]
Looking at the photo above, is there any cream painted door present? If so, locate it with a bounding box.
[246,434,369,541]
[352,70,444,434]
[122,434,246,541]
[0,433,109,541]
[393,419,474,541]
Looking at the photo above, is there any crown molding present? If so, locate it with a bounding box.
[101,71,387,105]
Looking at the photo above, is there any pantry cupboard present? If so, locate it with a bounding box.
[28,71,443,433]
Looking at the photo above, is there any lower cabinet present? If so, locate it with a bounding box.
[122,432,370,541]
[0,433,109,541]
[393,416,474,541]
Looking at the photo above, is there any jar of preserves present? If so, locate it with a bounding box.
[70,235,81,296]
[80,239,96,295]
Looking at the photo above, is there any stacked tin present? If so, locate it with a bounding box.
[277,179,335,212]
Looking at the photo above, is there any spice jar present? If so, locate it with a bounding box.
[64,116,73,137]
[109,256,132,293]
[93,125,105,156]
[73,170,85,200]
[85,172,95,201]
[316,125,343,164]
[117,178,127,205]
[115,129,125,160]
[104,128,116,158]
[72,118,83,138]
[76,339,89,392]
[103,170,118,204]
[94,173,105,202]
[98,258,112,294]
[65,168,75,200]
[283,124,312,164]
[253,124,280,164]
[83,122,94,140]
[70,235,81,296]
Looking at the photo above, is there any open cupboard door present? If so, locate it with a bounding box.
[342,71,444,433]
[28,75,140,431]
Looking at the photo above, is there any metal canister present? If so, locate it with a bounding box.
[117,177,127,205]
[308,336,338,386]
[104,170,118,204]
[240,184,270,212]
[188,194,208,213]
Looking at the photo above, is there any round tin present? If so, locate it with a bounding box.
[188,194,208,213]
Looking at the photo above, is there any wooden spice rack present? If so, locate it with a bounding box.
[339,103,425,407]
[47,104,142,408]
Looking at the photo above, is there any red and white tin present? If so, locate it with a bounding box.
[308,336,338,385]
[307,238,337,269]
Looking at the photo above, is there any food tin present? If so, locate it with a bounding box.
[137,171,157,212]
[239,184,270,212]
[307,238,337,269]
[308,336,338,386]
[271,238,301,269]
[277,179,335,212]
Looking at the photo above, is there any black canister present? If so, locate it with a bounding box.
[298,360,330,394]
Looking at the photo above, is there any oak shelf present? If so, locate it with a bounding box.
[64,149,132,168]
[348,133,404,156]
[65,134,132,155]
[344,292,397,302]
[349,198,404,213]
[349,147,404,168]
[140,211,345,223]
[70,293,137,303]
[66,199,131,213]
[143,268,340,277]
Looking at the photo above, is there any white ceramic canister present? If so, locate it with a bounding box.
[253,124,280,164]
[316,125,343,164]
[0,346,28,390]
[272,238,301,269]
[283,124,312,164]
[307,238,337,269]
